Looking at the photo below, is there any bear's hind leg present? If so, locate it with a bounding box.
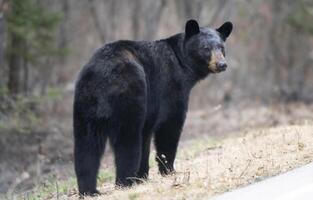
[112,134,142,187]
[137,127,153,180]
[74,119,106,195]
[109,98,146,187]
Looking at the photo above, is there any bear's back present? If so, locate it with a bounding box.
[74,40,150,108]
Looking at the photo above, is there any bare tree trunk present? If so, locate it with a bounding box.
[131,0,166,40]
[132,0,141,39]
[108,0,117,41]
[7,32,23,95]
[208,0,227,24]
[59,0,69,63]
[174,0,203,23]
[0,0,9,88]
[267,0,306,101]
[0,14,5,84]
[266,0,284,99]
[88,0,106,43]
[40,58,54,95]
[143,0,166,40]
[22,41,29,95]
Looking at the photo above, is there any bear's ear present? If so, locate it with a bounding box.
[185,19,200,40]
[216,21,233,41]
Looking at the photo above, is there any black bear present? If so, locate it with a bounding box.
[73,19,233,195]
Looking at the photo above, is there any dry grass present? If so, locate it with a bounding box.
[51,125,313,200]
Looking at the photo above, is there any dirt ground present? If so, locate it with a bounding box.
[0,97,313,197]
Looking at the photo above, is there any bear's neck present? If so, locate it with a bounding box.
[164,34,209,86]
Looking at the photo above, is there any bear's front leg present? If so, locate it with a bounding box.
[154,116,185,175]
[113,136,142,187]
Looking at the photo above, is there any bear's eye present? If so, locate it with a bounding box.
[217,44,224,49]
[204,47,211,51]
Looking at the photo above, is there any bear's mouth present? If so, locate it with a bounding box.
[216,64,227,72]
[208,65,226,73]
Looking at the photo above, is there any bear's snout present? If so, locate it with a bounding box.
[208,50,227,73]
[217,62,227,71]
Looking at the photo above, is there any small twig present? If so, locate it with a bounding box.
[183,171,190,183]
[56,181,59,199]
[239,159,252,178]
[155,154,170,173]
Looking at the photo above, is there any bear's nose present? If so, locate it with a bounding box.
[217,62,227,71]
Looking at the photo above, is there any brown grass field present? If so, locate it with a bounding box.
[32,124,313,200]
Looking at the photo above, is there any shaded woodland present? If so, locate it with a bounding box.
[1,0,313,104]
[0,0,313,100]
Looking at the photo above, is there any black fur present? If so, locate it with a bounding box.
[73,19,233,195]
[185,19,200,40]
[216,21,233,41]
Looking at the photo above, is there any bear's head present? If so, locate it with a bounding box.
[183,19,233,75]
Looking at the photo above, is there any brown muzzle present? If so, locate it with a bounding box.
[208,50,227,73]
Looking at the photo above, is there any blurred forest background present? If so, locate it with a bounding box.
[0,0,313,197]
